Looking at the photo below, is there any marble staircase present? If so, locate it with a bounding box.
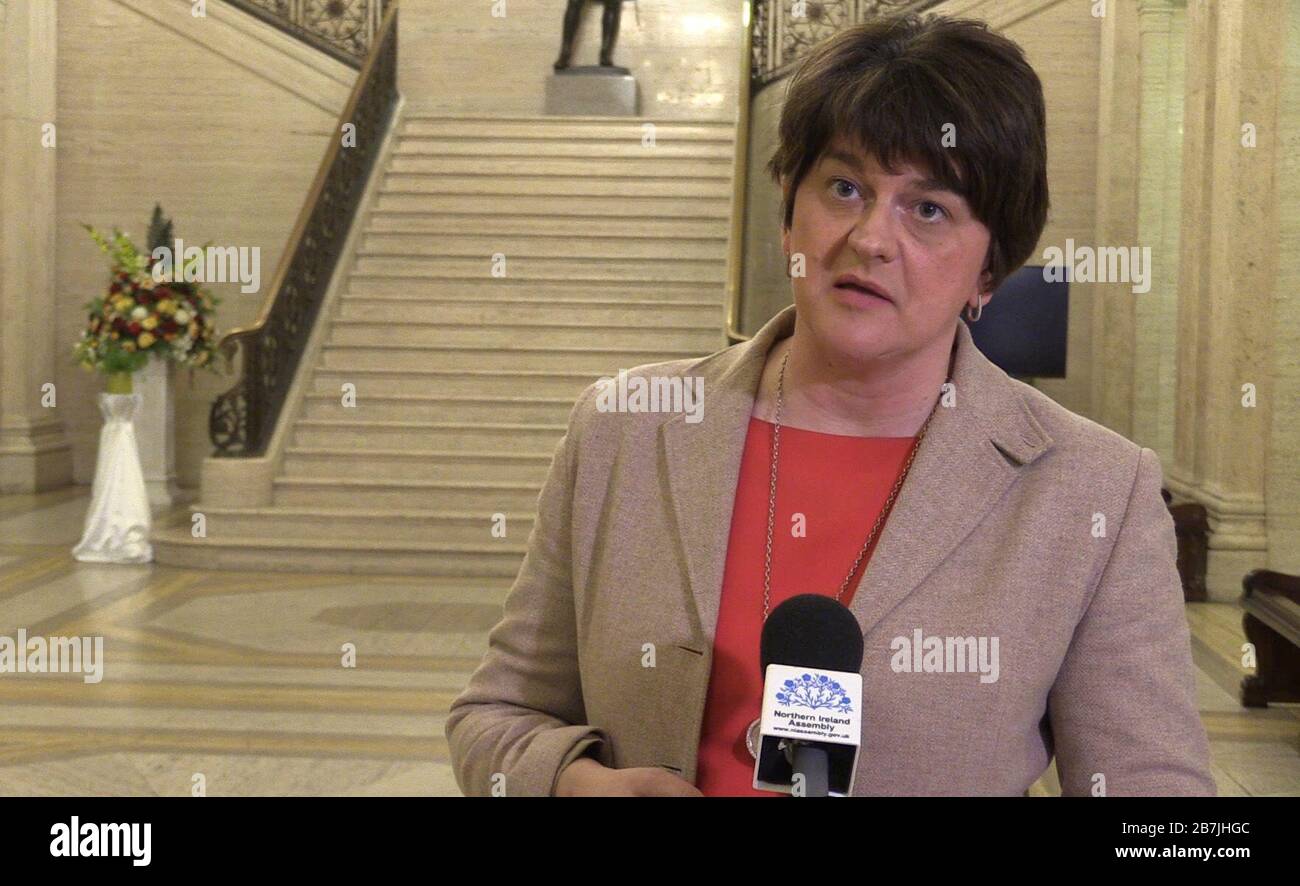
[152,113,734,575]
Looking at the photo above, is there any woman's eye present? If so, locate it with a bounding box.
[917,201,948,222]
[831,178,859,199]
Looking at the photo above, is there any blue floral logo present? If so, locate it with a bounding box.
[774,673,854,713]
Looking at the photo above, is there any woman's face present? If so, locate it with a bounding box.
[782,136,993,367]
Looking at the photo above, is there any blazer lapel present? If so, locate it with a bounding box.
[661,305,1055,647]
[848,320,1054,637]
[661,308,792,645]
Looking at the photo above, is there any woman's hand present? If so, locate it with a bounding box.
[555,756,704,796]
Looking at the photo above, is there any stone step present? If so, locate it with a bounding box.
[345,276,724,302]
[335,296,722,327]
[358,231,723,261]
[318,343,702,372]
[326,319,723,351]
[394,136,734,160]
[308,368,601,398]
[274,477,543,512]
[281,447,554,483]
[299,392,575,424]
[292,418,568,450]
[365,211,727,239]
[387,153,731,179]
[351,255,725,283]
[399,116,734,142]
[382,172,730,200]
[373,192,729,216]
[174,505,537,546]
[152,529,527,577]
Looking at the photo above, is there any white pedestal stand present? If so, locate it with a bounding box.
[72,392,154,563]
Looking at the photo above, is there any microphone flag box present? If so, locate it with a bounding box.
[753,663,862,796]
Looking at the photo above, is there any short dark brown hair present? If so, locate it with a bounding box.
[767,13,1049,292]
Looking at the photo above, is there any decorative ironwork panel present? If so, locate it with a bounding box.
[209,7,399,457]
[751,0,948,87]
[226,0,387,68]
[752,0,772,85]
[780,0,856,72]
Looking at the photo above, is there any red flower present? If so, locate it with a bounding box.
[161,319,179,334]
[127,322,142,335]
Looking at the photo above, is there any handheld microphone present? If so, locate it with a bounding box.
[754,594,864,797]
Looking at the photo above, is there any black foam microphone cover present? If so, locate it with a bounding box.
[760,594,864,675]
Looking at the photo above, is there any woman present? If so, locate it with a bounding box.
[446,14,1215,796]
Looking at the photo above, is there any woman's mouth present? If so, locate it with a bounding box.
[832,282,892,305]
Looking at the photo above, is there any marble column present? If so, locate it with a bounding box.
[1131,0,1185,468]
[1169,0,1285,599]
[1266,2,1300,575]
[0,0,73,492]
[1092,0,1188,464]
[1091,0,1142,440]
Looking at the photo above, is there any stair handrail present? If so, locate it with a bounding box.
[208,1,399,456]
[725,1,755,344]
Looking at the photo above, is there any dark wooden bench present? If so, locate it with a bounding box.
[1240,569,1300,708]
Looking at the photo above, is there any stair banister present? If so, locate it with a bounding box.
[209,1,400,456]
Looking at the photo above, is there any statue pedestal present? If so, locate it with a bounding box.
[545,66,639,116]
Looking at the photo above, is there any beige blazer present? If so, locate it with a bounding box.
[446,304,1216,796]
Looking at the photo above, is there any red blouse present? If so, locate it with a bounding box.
[694,414,919,796]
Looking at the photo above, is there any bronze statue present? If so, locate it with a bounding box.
[554,0,624,70]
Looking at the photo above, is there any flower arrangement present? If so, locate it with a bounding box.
[73,206,222,394]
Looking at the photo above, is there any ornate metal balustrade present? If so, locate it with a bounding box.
[225,0,388,68]
[209,2,398,456]
[751,0,946,87]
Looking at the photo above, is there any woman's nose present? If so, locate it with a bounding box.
[846,199,898,263]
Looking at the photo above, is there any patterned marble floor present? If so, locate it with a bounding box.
[0,487,1296,796]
